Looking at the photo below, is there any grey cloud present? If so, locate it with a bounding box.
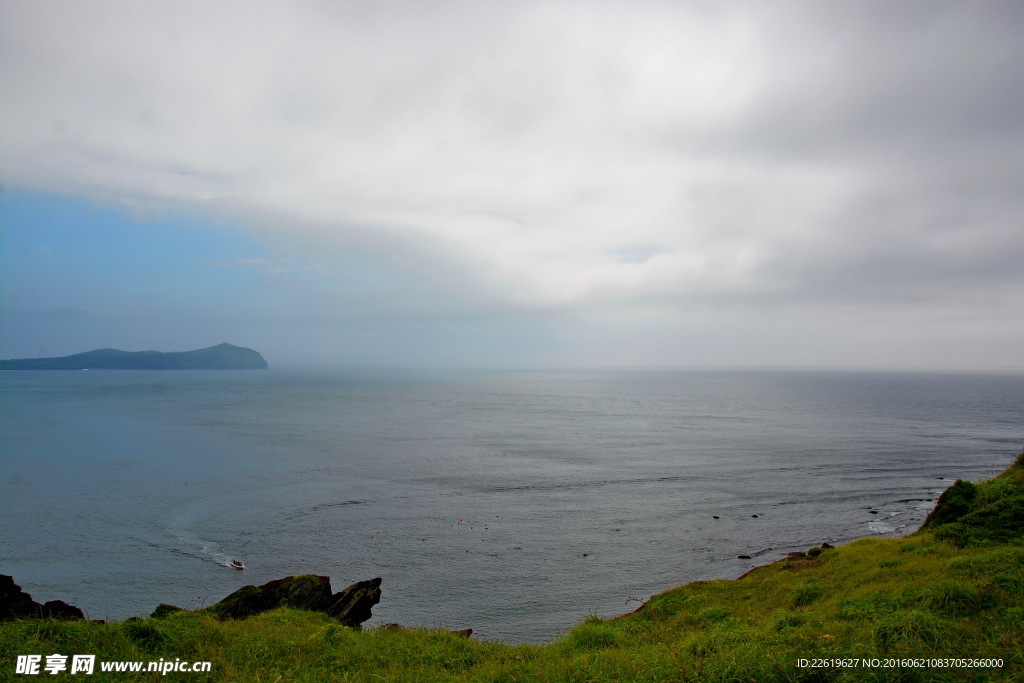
[2,0,1021,369]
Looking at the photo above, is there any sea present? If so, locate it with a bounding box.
[1,368,1021,643]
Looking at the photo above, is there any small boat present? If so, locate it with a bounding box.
[230,560,244,570]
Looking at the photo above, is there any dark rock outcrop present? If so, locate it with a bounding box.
[1,576,84,621]
[151,604,184,619]
[210,575,381,628]
[0,576,39,621]
[325,577,383,626]
[212,575,330,620]
[39,600,84,620]
[806,543,833,558]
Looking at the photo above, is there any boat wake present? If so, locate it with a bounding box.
[169,516,244,569]
[196,539,241,568]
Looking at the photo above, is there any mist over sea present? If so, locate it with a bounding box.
[1,368,1020,642]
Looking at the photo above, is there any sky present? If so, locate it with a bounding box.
[1,0,1022,371]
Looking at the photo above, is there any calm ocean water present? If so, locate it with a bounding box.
[1,368,1021,642]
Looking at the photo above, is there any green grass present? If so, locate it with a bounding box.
[4,453,1023,681]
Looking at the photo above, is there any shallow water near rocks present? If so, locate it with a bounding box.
[1,368,1021,642]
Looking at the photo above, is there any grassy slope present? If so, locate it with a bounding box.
[3,454,1022,682]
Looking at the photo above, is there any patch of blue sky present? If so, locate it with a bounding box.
[1,189,273,312]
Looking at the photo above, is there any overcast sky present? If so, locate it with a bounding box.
[2,0,1022,371]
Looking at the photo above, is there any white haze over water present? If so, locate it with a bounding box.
[2,0,1023,370]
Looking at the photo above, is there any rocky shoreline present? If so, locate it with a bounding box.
[1,466,999,639]
[1,574,382,629]
[0,575,85,622]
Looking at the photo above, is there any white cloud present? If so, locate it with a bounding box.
[2,0,1022,368]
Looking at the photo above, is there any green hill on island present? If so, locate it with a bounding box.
[0,343,268,370]
[2,452,1022,681]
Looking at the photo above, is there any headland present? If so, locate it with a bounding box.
[0,343,268,370]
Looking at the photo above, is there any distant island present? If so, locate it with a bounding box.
[0,343,269,370]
